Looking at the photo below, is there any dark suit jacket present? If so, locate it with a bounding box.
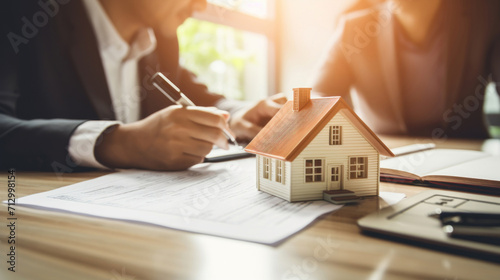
[0,0,226,171]
[313,0,500,138]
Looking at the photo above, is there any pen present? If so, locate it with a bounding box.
[151,72,239,147]
[428,209,500,227]
[381,143,436,160]
[391,143,436,157]
[429,209,500,245]
[443,225,500,245]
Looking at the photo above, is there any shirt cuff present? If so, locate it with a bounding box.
[68,120,121,169]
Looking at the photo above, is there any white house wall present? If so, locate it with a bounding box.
[290,109,379,202]
[257,155,292,201]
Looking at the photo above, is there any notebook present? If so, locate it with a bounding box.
[380,149,500,193]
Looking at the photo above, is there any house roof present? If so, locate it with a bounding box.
[244,97,394,161]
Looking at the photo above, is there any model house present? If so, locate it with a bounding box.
[245,88,394,203]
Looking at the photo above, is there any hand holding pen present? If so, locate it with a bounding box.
[94,74,235,171]
[151,72,238,146]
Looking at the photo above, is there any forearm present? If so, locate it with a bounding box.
[94,122,140,169]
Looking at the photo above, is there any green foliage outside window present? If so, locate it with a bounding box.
[178,18,256,100]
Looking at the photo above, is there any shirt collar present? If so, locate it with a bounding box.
[82,0,156,62]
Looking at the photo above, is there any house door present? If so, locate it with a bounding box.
[327,165,343,190]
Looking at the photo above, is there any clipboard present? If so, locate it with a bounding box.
[358,190,500,259]
[204,145,254,162]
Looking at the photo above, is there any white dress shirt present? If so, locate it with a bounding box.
[68,0,157,168]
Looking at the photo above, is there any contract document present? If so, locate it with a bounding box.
[16,158,344,244]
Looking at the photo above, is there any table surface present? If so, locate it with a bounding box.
[1,137,500,280]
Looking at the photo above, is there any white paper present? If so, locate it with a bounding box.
[380,149,489,177]
[379,192,406,206]
[15,158,342,244]
[426,156,500,181]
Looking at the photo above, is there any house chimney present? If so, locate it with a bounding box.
[292,88,312,112]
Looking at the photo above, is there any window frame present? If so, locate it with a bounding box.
[349,156,368,179]
[263,157,271,180]
[305,158,324,183]
[191,1,277,96]
[275,159,284,184]
[329,125,342,145]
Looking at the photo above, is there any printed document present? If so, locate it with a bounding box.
[16,158,343,244]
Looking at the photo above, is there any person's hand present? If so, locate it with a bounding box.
[95,105,233,171]
[229,93,287,141]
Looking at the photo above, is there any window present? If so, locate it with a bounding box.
[178,0,275,101]
[485,82,500,137]
[209,0,269,18]
[263,157,271,179]
[349,157,368,179]
[329,126,342,145]
[275,160,284,184]
[305,159,324,183]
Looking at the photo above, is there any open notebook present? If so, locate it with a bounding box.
[380,149,500,193]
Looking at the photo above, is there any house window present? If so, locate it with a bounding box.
[305,159,324,182]
[329,126,342,145]
[349,157,368,179]
[276,160,284,184]
[263,157,271,179]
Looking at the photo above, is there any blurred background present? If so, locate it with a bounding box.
[177,0,500,137]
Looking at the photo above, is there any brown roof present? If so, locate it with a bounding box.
[244,97,394,161]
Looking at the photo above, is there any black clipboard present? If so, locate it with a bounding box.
[358,190,500,260]
[204,146,254,162]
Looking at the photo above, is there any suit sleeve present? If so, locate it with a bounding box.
[0,7,87,172]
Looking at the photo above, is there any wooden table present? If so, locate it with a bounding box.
[1,137,500,280]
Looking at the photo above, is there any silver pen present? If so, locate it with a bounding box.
[150,72,239,146]
[381,143,436,160]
